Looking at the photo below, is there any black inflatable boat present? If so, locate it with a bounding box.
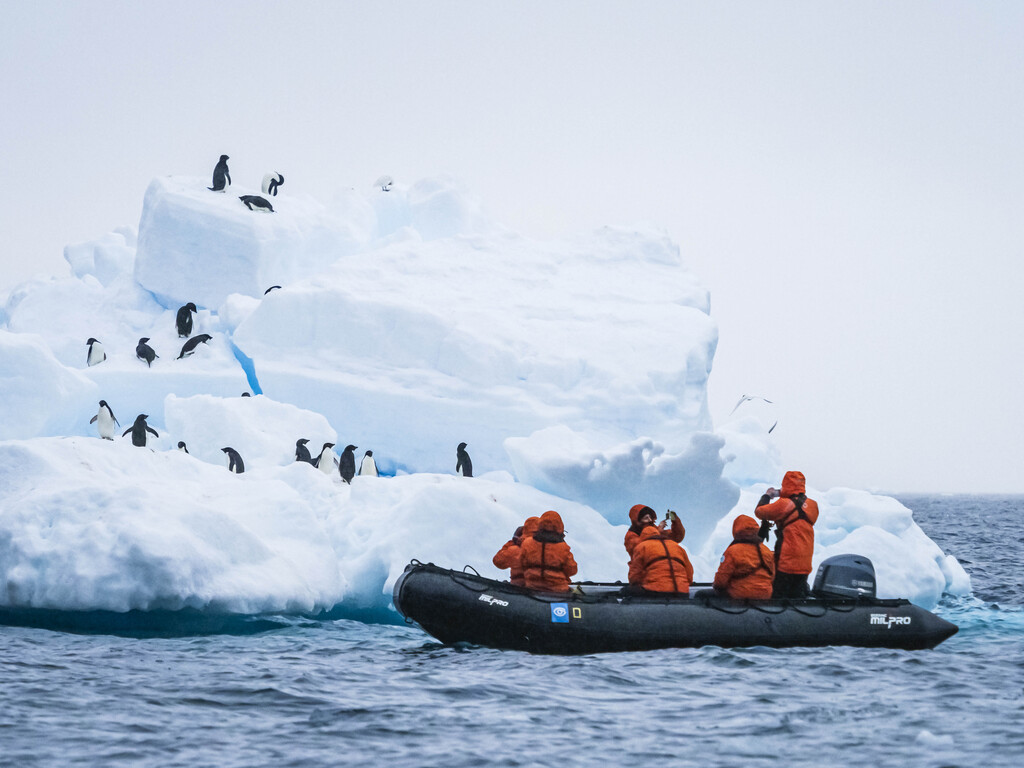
[392,555,958,654]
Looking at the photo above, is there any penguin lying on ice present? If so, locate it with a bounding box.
[239,195,274,212]
[177,333,213,359]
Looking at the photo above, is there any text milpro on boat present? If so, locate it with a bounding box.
[393,554,958,654]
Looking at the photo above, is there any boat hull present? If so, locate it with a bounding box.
[393,562,958,654]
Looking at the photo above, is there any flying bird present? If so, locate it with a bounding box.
[729,395,774,415]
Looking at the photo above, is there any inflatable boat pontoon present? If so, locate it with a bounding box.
[392,555,958,654]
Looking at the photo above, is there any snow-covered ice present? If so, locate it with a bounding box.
[0,174,970,621]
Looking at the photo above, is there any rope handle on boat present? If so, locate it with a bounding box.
[449,564,490,593]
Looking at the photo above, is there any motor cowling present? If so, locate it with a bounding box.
[812,554,876,599]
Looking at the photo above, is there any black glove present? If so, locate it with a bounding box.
[758,518,772,542]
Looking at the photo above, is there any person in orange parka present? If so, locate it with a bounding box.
[519,510,577,592]
[754,470,819,598]
[492,516,540,586]
[492,525,525,586]
[627,524,694,594]
[624,504,684,559]
[712,514,775,599]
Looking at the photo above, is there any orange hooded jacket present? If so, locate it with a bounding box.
[624,504,684,558]
[519,511,578,592]
[492,517,539,586]
[627,525,694,593]
[492,526,525,586]
[754,471,819,576]
[713,515,776,599]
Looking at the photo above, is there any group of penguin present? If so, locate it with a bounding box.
[85,303,212,371]
[208,154,282,213]
[295,440,376,483]
[85,157,469,480]
[90,396,473,481]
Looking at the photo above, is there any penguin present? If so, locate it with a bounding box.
[262,173,284,196]
[314,442,336,475]
[456,442,473,477]
[358,450,378,477]
[123,414,159,447]
[177,441,189,453]
[136,337,158,367]
[175,302,197,338]
[295,438,313,464]
[177,333,213,359]
[208,154,231,191]
[339,444,357,484]
[89,400,119,440]
[239,194,274,212]
[221,447,245,474]
[86,338,106,367]
[264,285,282,295]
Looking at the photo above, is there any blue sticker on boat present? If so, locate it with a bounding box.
[551,603,569,623]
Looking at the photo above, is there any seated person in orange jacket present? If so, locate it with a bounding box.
[627,525,694,594]
[624,504,684,559]
[754,470,819,599]
[519,510,577,592]
[492,525,525,586]
[712,514,775,599]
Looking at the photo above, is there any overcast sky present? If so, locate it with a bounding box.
[2,1,1022,493]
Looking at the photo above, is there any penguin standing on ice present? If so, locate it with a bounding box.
[339,445,357,484]
[295,438,313,464]
[262,173,284,196]
[123,414,159,447]
[456,442,473,477]
[358,450,378,477]
[175,303,198,338]
[86,338,106,367]
[222,447,245,474]
[239,194,274,212]
[314,442,336,475]
[89,400,119,440]
[208,155,231,191]
[177,441,189,453]
[177,333,213,359]
[136,337,158,367]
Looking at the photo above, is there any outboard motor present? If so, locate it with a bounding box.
[812,554,876,599]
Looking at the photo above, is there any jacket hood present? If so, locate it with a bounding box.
[537,510,565,535]
[732,514,760,538]
[781,471,806,497]
[522,516,541,539]
[629,504,656,525]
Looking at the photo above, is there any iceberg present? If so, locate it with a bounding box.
[0,174,970,625]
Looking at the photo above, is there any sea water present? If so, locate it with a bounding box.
[1,495,1021,768]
